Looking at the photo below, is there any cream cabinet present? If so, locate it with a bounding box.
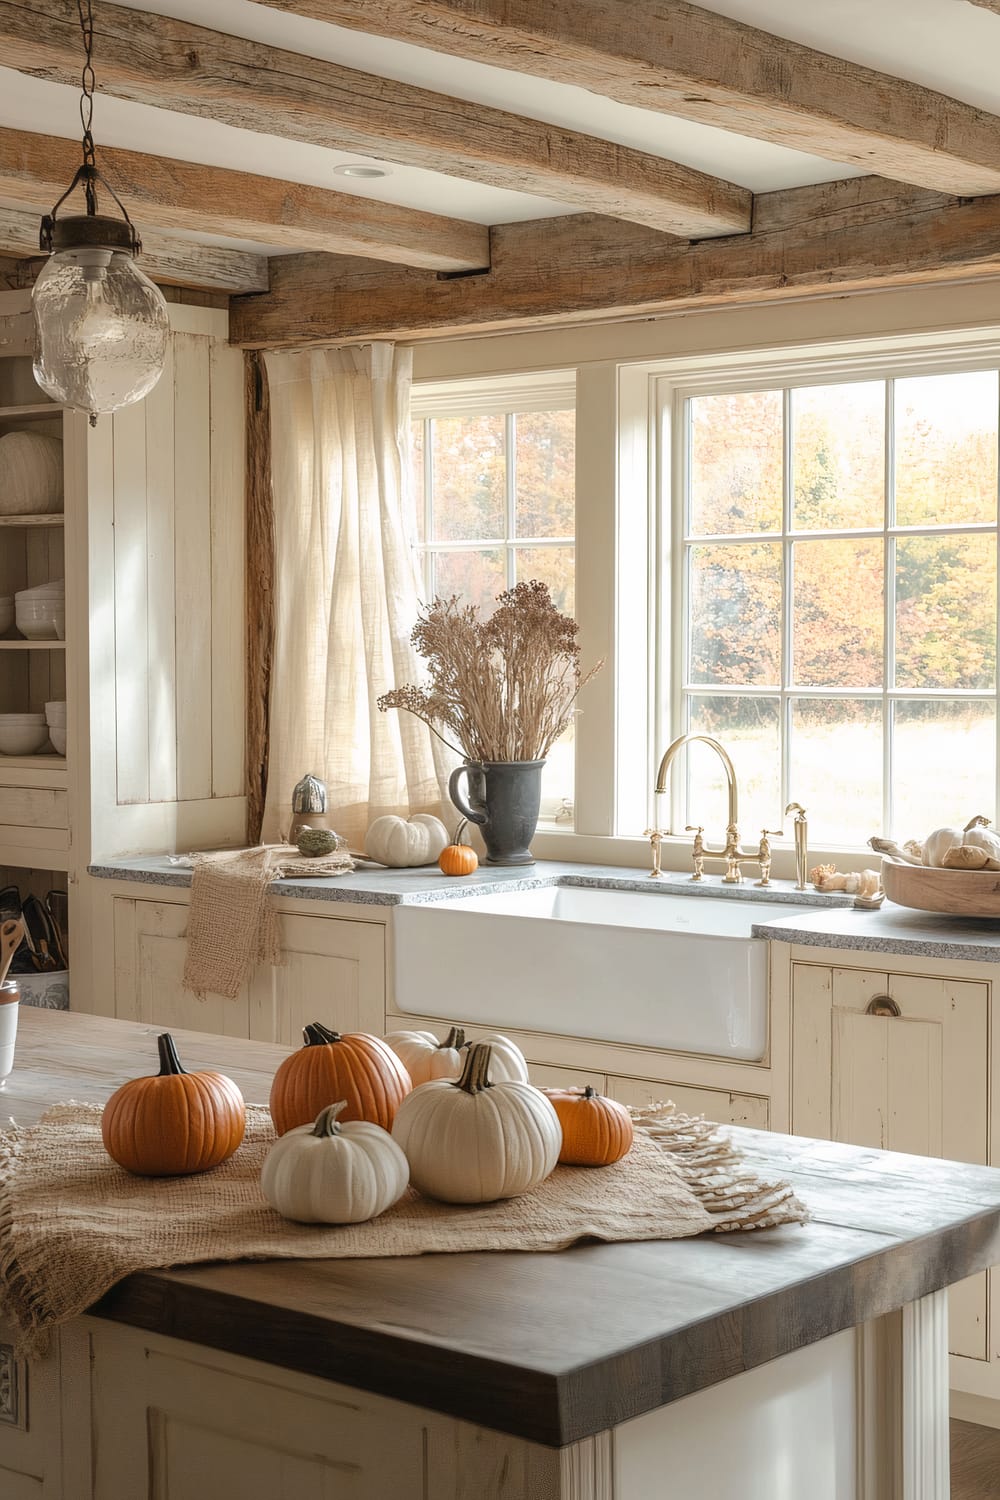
[788,955,991,1368]
[112,896,386,1044]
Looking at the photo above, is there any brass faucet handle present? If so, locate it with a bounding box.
[762,828,783,839]
[643,826,667,879]
[684,824,704,834]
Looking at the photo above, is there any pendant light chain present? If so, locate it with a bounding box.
[77,0,98,213]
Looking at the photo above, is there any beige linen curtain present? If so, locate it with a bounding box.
[261,344,448,849]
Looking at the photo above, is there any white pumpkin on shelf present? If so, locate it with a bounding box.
[365,813,450,868]
[261,1101,409,1224]
[391,1042,561,1203]
[384,1026,529,1086]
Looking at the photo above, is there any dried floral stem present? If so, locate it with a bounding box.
[378,582,604,763]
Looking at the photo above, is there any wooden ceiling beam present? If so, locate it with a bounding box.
[254,0,1000,197]
[0,204,269,293]
[0,0,749,240]
[0,127,489,272]
[230,178,1000,347]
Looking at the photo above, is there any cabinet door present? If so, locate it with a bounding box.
[114,898,251,1037]
[791,961,989,1360]
[114,901,386,1045]
[607,1074,769,1129]
[249,914,385,1044]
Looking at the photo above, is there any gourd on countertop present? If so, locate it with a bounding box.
[101,1033,246,1177]
[261,1101,409,1224]
[384,1025,529,1086]
[438,819,479,876]
[365,814,450,867]
[391,1041,561,1203]
[269,1022,412,1135]
[543,1085,634,1166]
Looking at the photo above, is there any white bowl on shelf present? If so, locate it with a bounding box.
[48,726,66,756]
[44,700,66,721]
[0,722,49,755]
[16,580,64,598]
[15,600,62,639]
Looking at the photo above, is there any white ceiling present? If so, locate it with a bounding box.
[0,0,995,252]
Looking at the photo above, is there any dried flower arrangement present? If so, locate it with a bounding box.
[378,581,603,763]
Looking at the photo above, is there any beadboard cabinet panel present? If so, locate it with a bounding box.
[113,898,385,1045]
[86,308,246,862]
[790,959,989,1362]
[607,1073,770,1128]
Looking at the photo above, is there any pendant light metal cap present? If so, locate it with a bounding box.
[40,212,140,259]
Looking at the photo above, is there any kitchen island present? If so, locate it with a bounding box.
[2,1012,999,1498]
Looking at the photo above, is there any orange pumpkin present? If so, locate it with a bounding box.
[270,1022,412,1136]
[438,819,479,876]
[102,1033,246,1177]
[542,1085,634,1167]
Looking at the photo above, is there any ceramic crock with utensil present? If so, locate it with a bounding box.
[0,917,25,1086]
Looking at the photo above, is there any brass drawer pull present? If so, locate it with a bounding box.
[866,994,901,1018]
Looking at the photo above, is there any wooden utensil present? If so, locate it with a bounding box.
[0,917,25,987]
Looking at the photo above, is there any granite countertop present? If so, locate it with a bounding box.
[87,854,850,909]
[13,1009,1000,1447]
[753,903,1000,963]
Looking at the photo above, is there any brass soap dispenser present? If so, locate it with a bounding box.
[784,802,808,890]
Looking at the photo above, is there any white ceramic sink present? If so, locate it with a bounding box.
[392,885,816,1061]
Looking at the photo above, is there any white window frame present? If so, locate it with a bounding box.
[648,334,1000,859]
[410,370,576,600]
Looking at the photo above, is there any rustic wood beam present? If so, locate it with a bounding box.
[0,0,750,240]
[0,126,489,272]
[0,204,269,293]
[230,179,1000,347]
[252,0,1000,197]
[966,1,1000,11]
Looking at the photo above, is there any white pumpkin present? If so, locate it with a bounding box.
[391,1042,561,1203]
[365,813,450,868]
[383,1026,529,1086]
[923,816,1000,868]
[261,1101,409,1224]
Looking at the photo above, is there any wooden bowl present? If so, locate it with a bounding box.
[880,856,1000,917]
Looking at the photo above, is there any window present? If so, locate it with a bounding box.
[409,374,576,826]
[665,367,999,848]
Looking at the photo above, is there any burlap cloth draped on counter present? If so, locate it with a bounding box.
[0,1102,807,1359]
[182,844,355,1000]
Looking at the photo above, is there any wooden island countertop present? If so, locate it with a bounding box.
[6,1008,1000,1450]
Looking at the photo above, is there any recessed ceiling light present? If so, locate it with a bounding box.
[333,164,391,179]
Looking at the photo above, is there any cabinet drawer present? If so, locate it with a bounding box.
[607,1074,769,1129]
[0,786,67,831]
[527,1062,607,1092]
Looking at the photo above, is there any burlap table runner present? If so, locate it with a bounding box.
[183,844,355,999]
[0,1101,806,1359]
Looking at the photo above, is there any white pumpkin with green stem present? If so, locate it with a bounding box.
[383,1026,529,1087]
[391,1042,561,1203]
[365,814,450,868]
[261,1101,409,1224]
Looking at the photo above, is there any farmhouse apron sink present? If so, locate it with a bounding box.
[392,886,815,1061]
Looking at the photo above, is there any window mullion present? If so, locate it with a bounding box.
[883,379,895,836]
[424,417,434,599]
[781,389,793,819]
[505,411,516,588]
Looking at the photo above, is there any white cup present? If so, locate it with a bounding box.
[0,982,18,1085]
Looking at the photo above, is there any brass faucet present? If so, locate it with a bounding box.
[648,733,747,883]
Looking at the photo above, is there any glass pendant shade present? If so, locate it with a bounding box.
[32,224,170,423]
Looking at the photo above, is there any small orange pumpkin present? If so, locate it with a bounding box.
[438,819,479,876]
[542,1085,634,1167]
[102,1033,246,1177]
[269,1022,412,1136]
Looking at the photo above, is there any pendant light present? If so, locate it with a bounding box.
[32,0,169,426]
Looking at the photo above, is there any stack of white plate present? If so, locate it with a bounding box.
[45,700,66,756]
[15,581,65,640]
[0,597,13,636]
[0,712,48,755]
